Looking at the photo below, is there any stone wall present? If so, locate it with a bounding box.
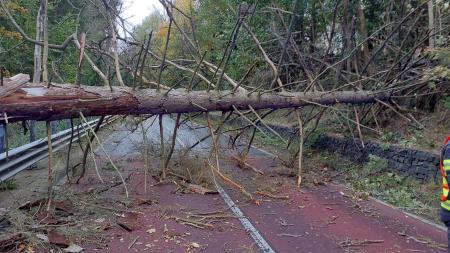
[311,134,440,182]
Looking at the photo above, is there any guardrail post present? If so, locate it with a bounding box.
[29,120,36,143]
[0,124,4,154]
[51,121,58,134]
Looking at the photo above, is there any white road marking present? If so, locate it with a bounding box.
[215,182,276,253]
[170,119,276,253]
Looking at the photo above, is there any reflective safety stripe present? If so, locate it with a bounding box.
[442,147,450,207]
[442,200,450,211]
[442,175,449,201]
[441,155,450,204]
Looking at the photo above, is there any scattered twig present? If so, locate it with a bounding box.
[128,236,139,249]
[46,121,53,212]
[295,109,304,188]
[277,233,302,238]
[255,191,289,200]
[339,239,384,247]
[79,112,128,197]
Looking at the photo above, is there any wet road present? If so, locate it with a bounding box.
[98,115,447,253]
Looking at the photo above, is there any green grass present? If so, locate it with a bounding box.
[0,179,17,191]
[4,118,96,149]
[254,131,285,147]
[317,151,440,222]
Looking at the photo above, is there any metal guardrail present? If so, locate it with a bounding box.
[0,116,118,182]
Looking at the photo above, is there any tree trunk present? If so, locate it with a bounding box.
[428,0,435,48]
[30,0,45,143]
[41,0,49,84]
[357,0,370,74]
[0,81,390,123]
[33,1,44,84]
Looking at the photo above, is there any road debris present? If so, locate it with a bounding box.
[63,243,84,252]
[277,233,303,238]
[48,229,69,246]
[128,235,140,249]
[255,191,289,200]
[339,239,384,247]
[190,242,200,248]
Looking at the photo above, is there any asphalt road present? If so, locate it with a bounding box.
[98,115,448,253]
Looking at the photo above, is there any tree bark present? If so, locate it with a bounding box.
[428,0,435,48]
[33,1,44,84]
[357,0,370,74]
[0,81,390,123]
[30,0,45,143]
[41,0,49,84]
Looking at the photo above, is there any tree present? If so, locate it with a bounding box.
[0,79,390,122]
[0,0,449,191]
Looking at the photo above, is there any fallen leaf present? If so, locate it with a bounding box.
[36,234,49,242]
[116,213,139,232]
[94,218,105,223]
[187,184,218,195]
[48,230,69,246]
[63,244,84,252]
[53,200,74,214]
[146,228,156,234]
[191,242,200,248]
[0,234,24,252]
[19,199,45,210]
[26,244,35,253]
[163,224,168,233]
[35,211,60,225]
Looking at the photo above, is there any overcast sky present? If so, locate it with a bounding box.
[122,0,163,26]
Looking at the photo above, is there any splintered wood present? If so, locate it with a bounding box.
[0,74,30,99]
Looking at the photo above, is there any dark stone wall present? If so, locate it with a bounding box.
[311,134,440,182]
[261,122,440,182]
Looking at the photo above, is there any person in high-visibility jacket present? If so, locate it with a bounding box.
[440,136,450,252]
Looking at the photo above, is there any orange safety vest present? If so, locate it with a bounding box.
[441,137,450,210]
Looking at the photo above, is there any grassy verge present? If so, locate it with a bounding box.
[313,151,440,223]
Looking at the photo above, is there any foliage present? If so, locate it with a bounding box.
[356,155,425,209]
[6,120,71,149]
[0,0,113,85]
[320,152,439,221]
[442,96,450,110]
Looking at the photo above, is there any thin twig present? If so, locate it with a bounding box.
[295,109,303,188]
[79,112,128,197]
[46,121,53,211]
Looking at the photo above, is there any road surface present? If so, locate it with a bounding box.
[89,115,447,253]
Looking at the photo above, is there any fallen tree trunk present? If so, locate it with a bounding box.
[0,81,390,123]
